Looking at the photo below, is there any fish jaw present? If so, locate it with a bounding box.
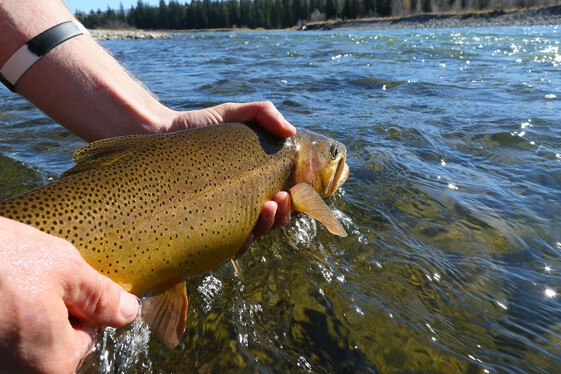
[324,145,349,198]
[291,129,349,198]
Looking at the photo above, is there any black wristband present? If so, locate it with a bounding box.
[0,21,89,92]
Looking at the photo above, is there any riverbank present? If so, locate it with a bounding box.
[90,29,172,41]
[88,5,561,39]
[302,5,561,30]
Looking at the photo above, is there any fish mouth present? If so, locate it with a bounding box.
[326,153,349,198]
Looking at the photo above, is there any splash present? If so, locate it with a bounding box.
[285,214,318,248]
[80,322,152,373]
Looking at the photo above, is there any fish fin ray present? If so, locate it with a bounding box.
[61,134,154,178]
[231,258,240,276]
[141,281,188,349]
[289,183,347,237]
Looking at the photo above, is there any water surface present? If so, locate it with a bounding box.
[1,26,560,373]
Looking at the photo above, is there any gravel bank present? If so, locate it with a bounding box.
[90,29,172,41]
[302,5,561,30]
[87,6,561,38]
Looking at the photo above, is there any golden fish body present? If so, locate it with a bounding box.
[0,123,348,296]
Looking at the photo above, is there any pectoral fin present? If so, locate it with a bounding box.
[289,183,347,237]
[141,281,188,349]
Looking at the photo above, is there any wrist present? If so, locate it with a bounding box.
[14,33,177,140]
[137,104,179,135]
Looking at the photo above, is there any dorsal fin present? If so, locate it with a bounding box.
[141,281,189,349]
[289,183,347,237]
[61,133,154,178]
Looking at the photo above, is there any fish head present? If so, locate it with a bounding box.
[291,129,349,199]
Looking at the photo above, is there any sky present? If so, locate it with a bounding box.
[64,0,163,13]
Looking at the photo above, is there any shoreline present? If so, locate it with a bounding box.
[89,5,561,40]
[303,5,561,30]
[90,29,172,41]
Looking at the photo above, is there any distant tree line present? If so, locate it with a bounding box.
[76,0,558,30]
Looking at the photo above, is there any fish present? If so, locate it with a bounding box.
[0,122,349,348]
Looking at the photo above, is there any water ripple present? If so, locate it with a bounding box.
[1,25,559,374]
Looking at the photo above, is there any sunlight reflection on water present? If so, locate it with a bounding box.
[2,25,561,374]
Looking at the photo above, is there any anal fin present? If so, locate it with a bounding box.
[289,183,347,237]
[141,281,188,349]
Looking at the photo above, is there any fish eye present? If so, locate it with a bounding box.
[330,143,339,159]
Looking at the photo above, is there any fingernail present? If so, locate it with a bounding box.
[283,118,296,131]
[276,112,292,128]
[119,290,142,323]
[281,194,290,212]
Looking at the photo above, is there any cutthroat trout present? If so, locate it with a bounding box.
[0,123,349,348]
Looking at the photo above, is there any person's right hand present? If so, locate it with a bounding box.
[0,217,140,374]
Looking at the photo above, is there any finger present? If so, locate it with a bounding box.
[61,257,141,328]
[272,191,291,229]
[70,319,99,372]
[253,200,277,238]
[42,305,98,374]
[235,192,291,260]
[216,101,296,138]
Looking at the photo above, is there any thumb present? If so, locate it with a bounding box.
[61,258,141,328]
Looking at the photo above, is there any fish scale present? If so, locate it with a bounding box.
[0,122,348,347]
[0,124,296,294]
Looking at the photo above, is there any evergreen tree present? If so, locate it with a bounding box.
[342,0,352,19]
[74,0,542,31]
[363,0,374,16]
[376,0,392,16]
[193,0,209,28]
[81,10,102,28]
[325,0,338,19]
[282,0,293,27]
[264,0,274,28]
[118,3,126,22]
[167,1,186,29]
[228,0,241,27]
[292,0,304,23]
[240,0,252,27]
[216,1,230,28]
[309,0,321,14]
[272,0,284,27]
[253,0,265,28]
[421,0,432,12]
[158,0,169,28]
[105,6,118,24]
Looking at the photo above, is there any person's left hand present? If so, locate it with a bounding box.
[168,101,296,138]
[168,101,296,257]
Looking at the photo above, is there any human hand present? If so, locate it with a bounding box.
[168,101,296,257]
[0,217,141,374]
[236,191,292,259]
[168,101,296,138]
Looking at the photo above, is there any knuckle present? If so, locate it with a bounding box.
[92,277,120,317]
[261,100,274,108]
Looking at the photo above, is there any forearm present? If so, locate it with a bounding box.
[0,0,174,141]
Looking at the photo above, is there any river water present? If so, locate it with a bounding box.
[1,26,560,373]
